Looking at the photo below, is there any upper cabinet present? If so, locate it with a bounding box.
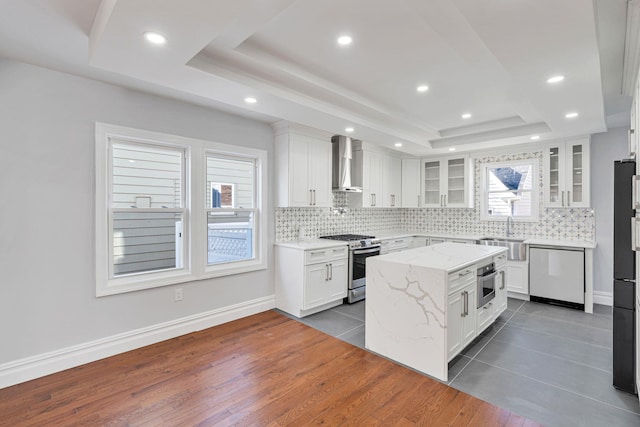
[544,136,590,208]
[422,155,473,208]
[273,121,332,208]
[382,155,402,207]
[352,142,402,208]
[359,149,383,207]
[401,158,421,207]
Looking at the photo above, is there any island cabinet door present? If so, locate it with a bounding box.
[447,290,464,360]
[462,286,477,347]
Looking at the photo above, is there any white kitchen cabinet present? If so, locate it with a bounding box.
[382,155,402,207]
[353,148,383,207]
[506,260,529,295]
[447,267,477,361]
[422,155,473,208]
[275,244,348,317]
[630,97,636,159]
[544,137,590,208]
[273,121,332,208]
[380,237,410,254]
[401,158,421,207]
[410,236,428,248]
[495,254,508,314]
[428,237,447,245]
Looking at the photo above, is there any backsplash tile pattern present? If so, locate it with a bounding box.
[276,150,595,242]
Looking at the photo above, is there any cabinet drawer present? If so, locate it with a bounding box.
[493,253,507,268]
[477,300,495,333]
[304,246,348,264]
[449,267,476,293]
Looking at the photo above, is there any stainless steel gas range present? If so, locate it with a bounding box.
[319,234,381,303]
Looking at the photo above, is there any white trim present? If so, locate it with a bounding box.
[593,291,613,307]
[0,295,276,390]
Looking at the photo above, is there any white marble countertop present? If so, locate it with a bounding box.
[375,242,507,272]
[275,239,348,250]
[525,238,596,249]
[275,231,596,250]
[372,230,596,249]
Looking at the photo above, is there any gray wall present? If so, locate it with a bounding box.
[591,127,629,295]
[0,59,275,364]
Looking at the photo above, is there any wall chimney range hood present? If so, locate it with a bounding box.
[331,135,362,192]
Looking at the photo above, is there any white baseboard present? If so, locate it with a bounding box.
[593,291,613,306]
[0,295,276,389]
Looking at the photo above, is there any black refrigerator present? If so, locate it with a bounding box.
[613,160,636,394]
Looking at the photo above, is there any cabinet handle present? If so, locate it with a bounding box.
[309,189,313,206]
[329,263,333,280]
[391,194,395,207]
[500,270,505,290]
[463,291,468,316]
[567,190,571,206]
[444,194,447,207]
[310,251,324,255]
[313,189,317,206]
[461,291,466,317]
[458,270,473,277]
[374,193,377,206]
[440,194,443,207]
[325,264,330,281]
[561,190,565,207]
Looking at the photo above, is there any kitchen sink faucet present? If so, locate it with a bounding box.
[506,215,514,237]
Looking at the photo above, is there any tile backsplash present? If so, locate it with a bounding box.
[275,150,595,243]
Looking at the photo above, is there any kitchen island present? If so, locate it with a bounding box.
[365,242,508,381]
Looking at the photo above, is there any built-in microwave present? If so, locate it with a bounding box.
[477,262,497,308]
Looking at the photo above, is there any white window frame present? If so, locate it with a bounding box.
[95,123,268,296]
[204,150,266,276]
[480,159,539,222]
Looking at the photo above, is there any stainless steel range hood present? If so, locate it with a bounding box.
[331,135,362,192]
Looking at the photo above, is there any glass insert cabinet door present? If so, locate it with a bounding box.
[545,138,590,208]
[447,158,466,205]
[548,146,562,204]
[570,144,584,205]
[423,160,441,205]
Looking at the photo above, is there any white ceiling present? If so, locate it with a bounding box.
[0,0,633,155]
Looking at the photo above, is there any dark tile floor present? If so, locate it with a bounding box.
[279,298,640,427]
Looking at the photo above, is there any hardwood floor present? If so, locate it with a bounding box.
[0,310,541,426]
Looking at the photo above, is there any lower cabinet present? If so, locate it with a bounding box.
[447,268,477,361]
[275,244,348,317]
[506,260,529,294]
[303,258,347,309]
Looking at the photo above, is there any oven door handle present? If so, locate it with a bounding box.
[480,271,498,281]
[352,247,381,255]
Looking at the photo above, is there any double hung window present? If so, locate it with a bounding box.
[480,160,538,222]
[96,123,267,296]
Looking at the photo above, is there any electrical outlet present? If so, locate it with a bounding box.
[174,288,183,302]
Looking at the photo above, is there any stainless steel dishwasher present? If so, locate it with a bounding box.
[529,245,585,309]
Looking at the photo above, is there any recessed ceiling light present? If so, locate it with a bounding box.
[337,35,352,46]
[530,135,540,140]
[394,142,403,147]
[565,112,579,119]
[143,31,167,45]
[345,127,354,133]
[244,97,257,104]
[449,147,456,151]
[546,75,565,84]
[461,113,472,119]
[417,85,429,93]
